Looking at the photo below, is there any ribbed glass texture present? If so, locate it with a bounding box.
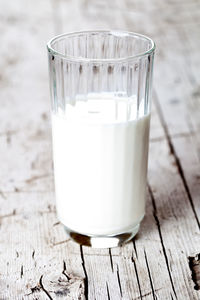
[47,31,155,118]
[47,31,155,246]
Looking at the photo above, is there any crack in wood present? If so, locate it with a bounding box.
[0,209,16,220]
[106,282,111,300]
[188,253,200,290]
[31,286,41,293]
[39,275,53,300]
[20,265,23,279]
[153,90,200,229]
[131,253,142,300]
[39,208,56,215]
[52,239,70,246]
[116,264,123,297]
[134,288,162,300]
[149,185,178,299]
[133,240,138,259]
[25,173,52,184]
[108,248,114,272]
[53,221,60,226]
[62,260,70,281]
[80,245,88,300]
[144,249,157,300]
[134,291,152,300]
[26,285,41,296]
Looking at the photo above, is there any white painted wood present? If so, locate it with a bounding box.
[0,0,200,299]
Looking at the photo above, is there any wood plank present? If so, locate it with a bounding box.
[0,192,86,299]
[57,0,200,299]
[0,0,86,299]
[172,135,200,228]
[123,0,200,141]
[148,139,200,299]
[0,0,200,299]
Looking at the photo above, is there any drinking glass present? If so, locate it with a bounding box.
[47,30,155,248]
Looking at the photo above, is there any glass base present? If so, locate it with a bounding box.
[64,224,140,248]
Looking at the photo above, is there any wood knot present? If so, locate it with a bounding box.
[108,65,114,74]
[93,65,99,74]
[188,253,200,290]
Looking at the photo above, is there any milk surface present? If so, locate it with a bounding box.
[52,96,150,235]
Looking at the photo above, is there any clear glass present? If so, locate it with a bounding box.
[47,30,155,248]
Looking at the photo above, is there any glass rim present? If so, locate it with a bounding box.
[47,30,155,63]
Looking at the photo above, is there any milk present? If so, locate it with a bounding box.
[52,96,150,235]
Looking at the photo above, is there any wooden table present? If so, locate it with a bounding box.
[0,0,200,299]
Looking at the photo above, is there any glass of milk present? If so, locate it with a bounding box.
[47,31,155,248]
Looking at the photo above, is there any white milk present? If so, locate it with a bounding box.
[52,97,150,235]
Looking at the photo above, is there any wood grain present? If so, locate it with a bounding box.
[0,0,200,299]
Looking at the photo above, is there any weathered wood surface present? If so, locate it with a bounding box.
[0,0,200,299]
